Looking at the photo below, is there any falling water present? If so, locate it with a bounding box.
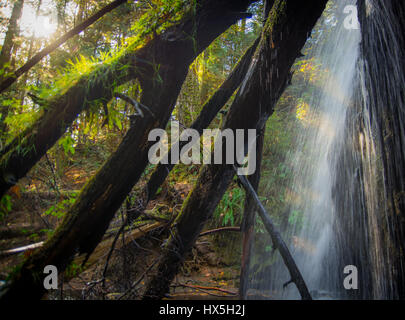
[247,0,361,299]
[248,0,405,300]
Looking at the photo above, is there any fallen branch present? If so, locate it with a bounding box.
[234,165,312,300]
[101,210,142,285]
[199,226,240,237]
[74,222,164,268]
[114,92,155,119]
[171,283,236,298]
[139,210,170,223]
[0,242,44,258]
[118,258,159,299]
[0,221,161,267]
[173,283,237,296]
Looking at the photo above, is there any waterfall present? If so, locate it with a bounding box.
[248,0,405,299]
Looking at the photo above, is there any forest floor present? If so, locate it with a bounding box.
[0,150,243,300]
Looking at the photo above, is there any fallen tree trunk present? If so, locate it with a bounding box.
[0,242,44,259]
[0,222,160,260]
[0,0,257,300]
[142,0,328,300]
[73,222,164,269]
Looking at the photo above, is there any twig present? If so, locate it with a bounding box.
[118,258,159,299]
[199,226,240,237]
[45,153,60,196]
[173,283,237,295]
[114,92,155,118]
[101,217,128,287]
[171,283,237,298]
[102,210,143,286]
[0,242,44,258]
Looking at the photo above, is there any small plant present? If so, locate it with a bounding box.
[44,193,77,219]
[65,262,83,278]
[58,135,76,156]
[0,195,12,221]
[214,186,245,226]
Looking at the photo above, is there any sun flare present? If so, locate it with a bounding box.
[20,4,57,39]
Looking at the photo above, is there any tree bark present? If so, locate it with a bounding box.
[0,0,257,300]
[144,36,260,202]
[0,0,251,200]
[142,0,328,300]
[239,0,271,299]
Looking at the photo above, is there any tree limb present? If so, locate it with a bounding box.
[198,226,240,237]
[234,165,312,300]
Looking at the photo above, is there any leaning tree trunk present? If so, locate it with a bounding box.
[142,0,328,300]
[143,36,260,202]
[239,0,270,299]
[0,0,251,199]
[0,0,257,300]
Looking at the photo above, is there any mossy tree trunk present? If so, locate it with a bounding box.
[142,0,328,300]
[144,36,260,202]
[239,1,269,299]
[0,0,253,199]
[0,0,257,300]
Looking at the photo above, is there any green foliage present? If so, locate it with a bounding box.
[0,194,12,221]
[175,7,262,126]
[44,193,77,219]
[288,209,304,228]
[64,261,83,278]
[214,186,245,227]
[58,135,76,156]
